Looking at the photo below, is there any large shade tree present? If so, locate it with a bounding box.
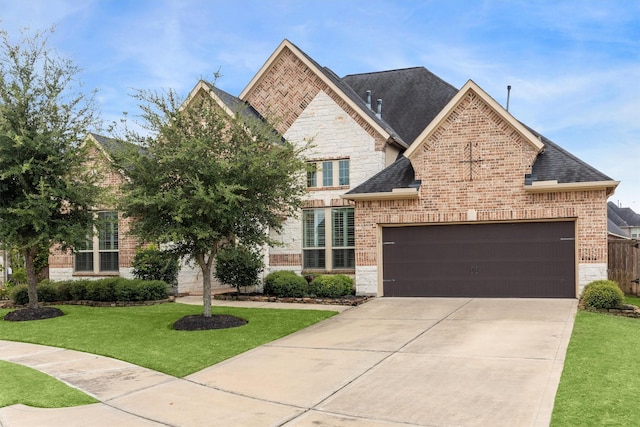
[117,82,308,317]
[0,28,101,310]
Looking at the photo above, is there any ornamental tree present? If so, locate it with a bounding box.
[116,81,307,317]
[0,27,101,309]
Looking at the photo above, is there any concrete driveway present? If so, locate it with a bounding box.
[0,297,576,427]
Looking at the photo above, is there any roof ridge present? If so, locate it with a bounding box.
[343,66,427,77]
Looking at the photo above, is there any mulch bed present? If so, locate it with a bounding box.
[173,314,247,331]
[3,307,65,322]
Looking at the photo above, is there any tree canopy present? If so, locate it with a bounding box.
[117,82,308,316]
[0,27,101,308]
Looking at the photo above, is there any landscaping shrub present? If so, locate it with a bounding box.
[132,280,168,301]
[309,274,354,298]
[215,245,263,293]
[85,279,118,302]
[581,280,625,309]
[9,285,28,305]
[132,246,180,293]
[263,270,307,298]
[36,280,59,303]
[70,280,90,300]
[8,278,169,304]
[55,280,74,301]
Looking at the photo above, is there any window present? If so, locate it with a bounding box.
[306,159,349,188]
[303,207,354,270]
[322,161,333,186]
[338,159,350,186]
[332,208,355,268]
[303,209,325,269]
[75,211,119,273]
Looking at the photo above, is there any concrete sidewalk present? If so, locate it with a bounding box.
[0,297,577,426]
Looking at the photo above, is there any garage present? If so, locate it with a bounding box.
[382,221,576,298]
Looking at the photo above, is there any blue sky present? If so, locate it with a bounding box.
[1,0,638,209]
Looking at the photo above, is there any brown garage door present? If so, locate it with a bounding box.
[382,221,575,298]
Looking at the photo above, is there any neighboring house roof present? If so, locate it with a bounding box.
[607,202,632,238]
[608,202,640,227]
[607,218,629,239]
[342,67,458,145]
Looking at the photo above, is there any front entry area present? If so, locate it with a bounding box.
[382,221,576,297]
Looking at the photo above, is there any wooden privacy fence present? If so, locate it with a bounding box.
[608,239,639,296]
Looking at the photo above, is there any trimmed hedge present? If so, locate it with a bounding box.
[309,274,354,298]
[581,280,625,309]
[263,271,308,298]
[9,278,169,305]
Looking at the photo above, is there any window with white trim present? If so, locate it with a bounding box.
[303,207,354,270]
[75,211,119,273]
[306,159,349,188]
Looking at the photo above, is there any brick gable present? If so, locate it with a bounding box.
[242,46,388,151]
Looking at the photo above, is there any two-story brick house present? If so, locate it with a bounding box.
[50,39,618,298]
[237,39,617,298]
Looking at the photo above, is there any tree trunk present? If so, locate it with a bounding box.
[196,252,216,318]
[24,247,39,309]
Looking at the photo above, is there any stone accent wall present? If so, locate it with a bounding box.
[353,90,609,296]
[267,90,386,270]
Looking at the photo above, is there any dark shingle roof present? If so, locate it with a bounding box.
[608,218,629,237]
[523,126,613,185]
[204,82,263,122]
[346,156,418,195]
[342,67,458,145]
[608,202,640,227]
[347,123,615,196]
[89,133,144,158]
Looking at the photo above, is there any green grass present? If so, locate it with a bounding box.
[551,310,640,426]
[0,360,97,408]
[624,295,640,307]
[0,303,336,378]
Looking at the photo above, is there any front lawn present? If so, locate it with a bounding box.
[551,310,640,426]
[0,360,97,408]
[0,303,336,378]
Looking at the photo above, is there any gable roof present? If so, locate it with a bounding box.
[88,133,143,159]
[405,80,545,158]
[185,80,263,122]
[342,67,458,145]
[344,80,618,199]
[87,133,144,173]
[239,39,406,148]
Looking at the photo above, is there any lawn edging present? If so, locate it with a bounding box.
[214,293,373,306]
[0,297,175,309]
[578,301,640,318]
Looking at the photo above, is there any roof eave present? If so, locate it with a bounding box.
[341,187,419,201]
[524,180,620,195]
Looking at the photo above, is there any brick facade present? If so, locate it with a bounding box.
[48,143,138,276]
[352,90,608,296]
